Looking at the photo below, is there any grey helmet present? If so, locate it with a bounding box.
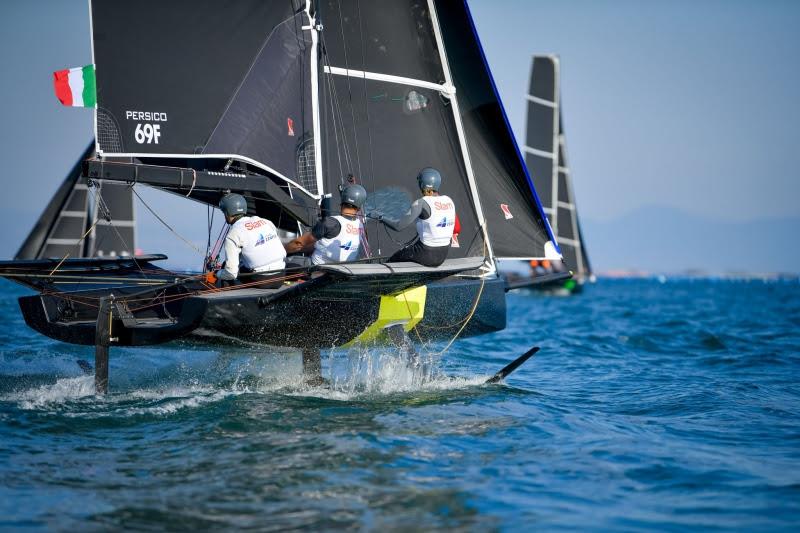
[417,167,442,192]
[219,193,247,219]
[341,184,367,209]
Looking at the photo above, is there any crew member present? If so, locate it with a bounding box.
[285,184,367,265]
[216,193,286,281]
[369,167,456,268]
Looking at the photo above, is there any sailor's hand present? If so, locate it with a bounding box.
[367,210,384,221]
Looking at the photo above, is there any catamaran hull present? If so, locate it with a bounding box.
[17,276,506,349]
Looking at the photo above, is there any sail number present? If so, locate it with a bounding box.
[134,123,161,144]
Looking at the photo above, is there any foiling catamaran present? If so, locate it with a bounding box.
[0,1,568,392]
[513,55,593,294]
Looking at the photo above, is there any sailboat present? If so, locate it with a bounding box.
[0,0,568,392]
[517,55,593,294]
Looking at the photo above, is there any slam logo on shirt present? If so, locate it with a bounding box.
[436,217,454,228]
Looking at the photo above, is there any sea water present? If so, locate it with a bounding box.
[0,279,798,530]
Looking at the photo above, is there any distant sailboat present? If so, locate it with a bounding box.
[521,55,593,293]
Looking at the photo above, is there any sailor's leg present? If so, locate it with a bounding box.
[302,347,324,386]
[387,238,419,262]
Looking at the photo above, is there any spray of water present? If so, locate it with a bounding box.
[1,344,488,415]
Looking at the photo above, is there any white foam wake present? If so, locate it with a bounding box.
[1,348,490,413]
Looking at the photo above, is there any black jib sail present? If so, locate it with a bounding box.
[317,0,485,259]
[434,0,561,262]
[524,55,591,278]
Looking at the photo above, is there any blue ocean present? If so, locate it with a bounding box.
[1,278,798,530]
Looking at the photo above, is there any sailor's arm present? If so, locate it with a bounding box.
[376,199,426,231]
[285,233,316,254]
[285,218,340,254]
[217,232,243,280]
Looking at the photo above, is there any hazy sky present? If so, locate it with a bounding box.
[0,0,798,269]
[470,0,800,222]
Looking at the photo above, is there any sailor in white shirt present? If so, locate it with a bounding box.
[368,168,458,268]
[285,184,367,264]
[216,193,286,281]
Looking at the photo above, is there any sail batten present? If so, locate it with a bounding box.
[323,66,451,95]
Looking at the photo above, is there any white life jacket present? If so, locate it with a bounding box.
[416,195,456,247]
[311,215,362,265]
[230,216,286,271]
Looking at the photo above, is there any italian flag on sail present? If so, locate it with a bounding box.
[53,65,96,107]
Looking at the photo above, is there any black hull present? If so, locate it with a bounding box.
[4,255,505,350]
[193,275,506,348]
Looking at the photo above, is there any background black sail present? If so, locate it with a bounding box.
[524,55,591,276]
[16,143,136,260]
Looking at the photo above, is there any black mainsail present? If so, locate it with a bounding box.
[524,55,591,280]
[91,0,319,196]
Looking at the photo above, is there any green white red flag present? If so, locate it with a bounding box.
[53,65,96,107]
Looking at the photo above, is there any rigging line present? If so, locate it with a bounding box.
[319,20,362,185]
[126,272,308,312]
[319,31,355,179]
[92,185,149,279]
[321,55,346,183]
[47,253,71,278]
[335,0,363,180]
[206,204,213,258]
[130,186,205,256]
[327,60,356,182]
[184,169,197,197]
[207,224,230,268]
[417,238,489,355]
[355,0,380,255]
[46,199,105,278]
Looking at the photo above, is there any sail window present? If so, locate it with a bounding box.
[404,90,429,114]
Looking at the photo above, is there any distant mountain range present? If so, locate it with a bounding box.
[580,206,800,274]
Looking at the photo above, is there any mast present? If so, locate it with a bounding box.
[306,0,325,197]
